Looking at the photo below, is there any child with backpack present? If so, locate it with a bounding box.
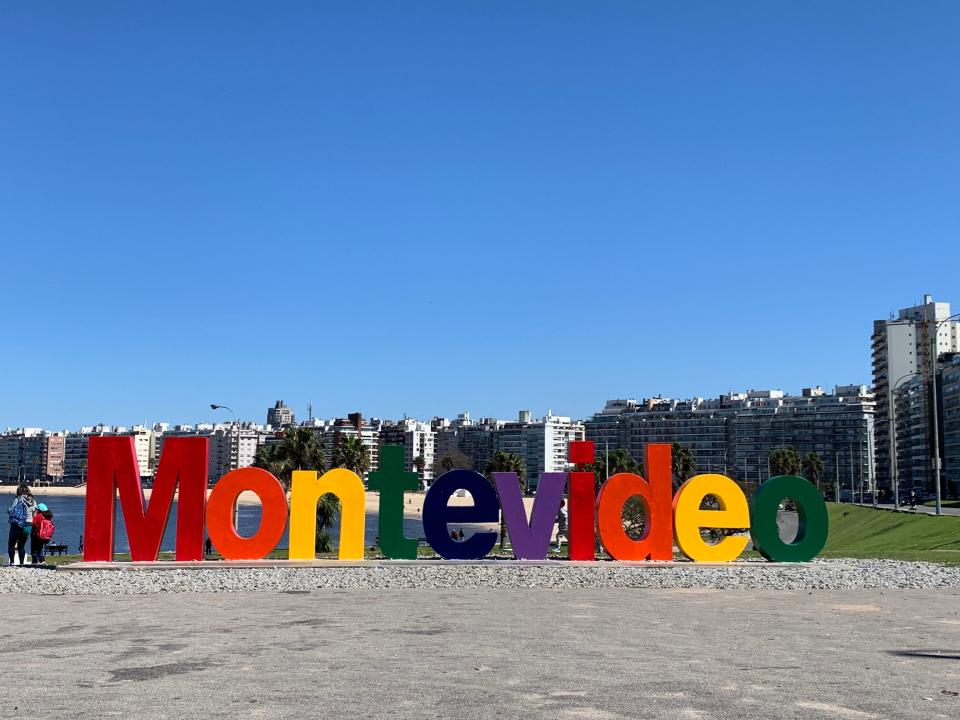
[31,503,55,565]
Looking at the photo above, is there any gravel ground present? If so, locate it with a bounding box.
[2,558,960,593]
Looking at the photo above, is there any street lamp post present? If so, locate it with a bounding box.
[766,445,795,483]
[604,439,610,482]
[210,403,241,530]
[929,312,960,516]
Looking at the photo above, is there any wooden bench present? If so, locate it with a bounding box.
[45,543,69,556]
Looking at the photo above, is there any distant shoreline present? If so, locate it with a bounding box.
[2,485,270,506]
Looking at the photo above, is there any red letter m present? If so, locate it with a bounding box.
[83,436,208,562]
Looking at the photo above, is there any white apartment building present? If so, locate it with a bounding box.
[324,413,379,479]
[872,295,960,490]
[378,418,436,482]
[130,425,157,478]
[496,411,585,489]
[156,423,267,486]
[59,425,156,483]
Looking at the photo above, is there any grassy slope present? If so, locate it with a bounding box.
[821,502,960,565]
[40,503,960,567]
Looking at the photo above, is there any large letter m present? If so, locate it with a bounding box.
[83,436,208,562]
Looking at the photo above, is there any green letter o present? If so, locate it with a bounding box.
[750,475,828,562]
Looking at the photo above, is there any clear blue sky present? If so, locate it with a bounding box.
[2,1,958,429]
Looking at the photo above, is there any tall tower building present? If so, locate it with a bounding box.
[871,295,960,492]
[267,400,296,429]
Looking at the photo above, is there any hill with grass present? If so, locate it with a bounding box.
[822,502,960,565]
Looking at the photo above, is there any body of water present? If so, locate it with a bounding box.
[3,493,288,554]
[3,493,486,555]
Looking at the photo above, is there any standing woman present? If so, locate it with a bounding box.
[7,483,37,566]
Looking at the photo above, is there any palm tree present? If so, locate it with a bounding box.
[588,447,641,490]
[485,450,526,550]
[586,447,646,540]
[671,442,696,491]
[414,454,426,477]
[801,452,825,491]
[253,443,288,480]
[277,427,326,482]
[334,435,371,478]
[769,447,802,477]
[432,450,471,478]
[253,427,337,553]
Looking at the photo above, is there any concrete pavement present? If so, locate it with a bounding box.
[874,502,960,516]
[6,589,960,719]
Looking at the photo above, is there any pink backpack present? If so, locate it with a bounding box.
[37,516,55,541]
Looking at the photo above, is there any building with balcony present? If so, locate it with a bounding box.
[872,295,960,490]
[585,386,875,495]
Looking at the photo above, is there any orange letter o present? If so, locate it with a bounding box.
[206,467,287,560]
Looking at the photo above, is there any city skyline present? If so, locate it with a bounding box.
[0,384,878,493]
[3,381,872,431]
[3,3,958,428]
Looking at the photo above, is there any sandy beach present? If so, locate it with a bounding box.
[7,484,270,506]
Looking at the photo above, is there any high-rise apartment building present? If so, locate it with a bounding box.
[433,414,499,475]
[0,430,32,482]
[129,425,157,478]
[895,352,960,497]
[729,387,875,493]
[496,411,584,489]
[942,354,960,497]
[157,423,266,486]
[872,295,960,491]
[267,400,296,429]
[378,418,436,483]
[326,413,379,479]
[893,376,929,493]
[208,425,262,484]
[585,386,875,495]
[62,425,114,483]
[41,433,65,482]
[0,429,66,484]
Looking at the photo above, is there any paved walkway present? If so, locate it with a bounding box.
[6,588,959,719]
[873,502,960,516]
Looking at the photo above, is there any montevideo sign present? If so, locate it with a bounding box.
[82,437,828,564]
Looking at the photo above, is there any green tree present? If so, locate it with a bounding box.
[769,447,802,477]
[252,442,288,481]
[252,427,338,552]
[334,435,371,477]
[276,427,326,483]
[485,450,527,550]
[414,454,426,478]
[671,442,696,491]
[432,450,472,478]
[586,447,646,541]
[587,448,641,492]
[801,452,825,491]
